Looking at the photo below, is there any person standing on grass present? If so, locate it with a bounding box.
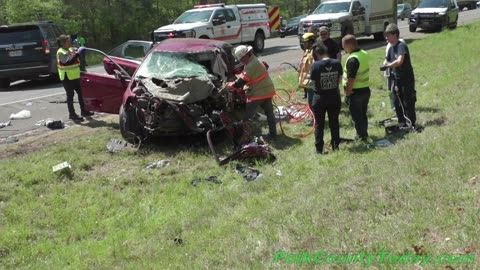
[317,26,342,61]
[228,45,276,141]
[298,32,317,113]
[310,44,343,154]
[383,23,417,128]
[342,34,370,142]
[56,34,94,121]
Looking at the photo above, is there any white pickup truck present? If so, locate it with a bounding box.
[298,0,396,44]
[153,3,271,52]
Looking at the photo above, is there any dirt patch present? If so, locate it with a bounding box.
[0,115,118,160]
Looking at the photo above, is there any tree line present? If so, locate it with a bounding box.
[1,0,417,50]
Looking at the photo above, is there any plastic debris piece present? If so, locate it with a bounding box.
[191,176,222,186]
[375,139,394,147]
[235,163,262,182]
[25,101,32,106]
[146,160,170,169]
[276,170,282,176]
[36,118,64,129]
[52,161,71,172]
[106,139,130,153]
[9,110,31,120]
[0,121,11,128]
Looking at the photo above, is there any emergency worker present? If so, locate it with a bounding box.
[342,34,370,142]
[228,45,276,139]
[56,34,93,121]
[298,32,317,109]
[310,44,343,153]
[318,26,341,61]
[384,23,416,128]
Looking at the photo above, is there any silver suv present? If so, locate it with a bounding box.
[0,21,66,89]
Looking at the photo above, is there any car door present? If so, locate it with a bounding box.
[351,1,366,34]
[80,72,129,114]
[105,41,150,76]
[448,0,459,24]
[211,9,241,43]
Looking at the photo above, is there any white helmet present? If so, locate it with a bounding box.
[233,45,253,60]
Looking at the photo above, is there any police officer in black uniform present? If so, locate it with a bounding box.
[310,44,343,154]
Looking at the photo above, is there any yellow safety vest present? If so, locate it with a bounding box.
[342,50,369,89]
[56,48,80,81]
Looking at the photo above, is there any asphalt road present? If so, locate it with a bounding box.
[1,9,480,139]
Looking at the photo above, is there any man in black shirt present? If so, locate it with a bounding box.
[384,23,417,127]
[342,35,370,142]
[310,44,343,153]
[318,26,342,61]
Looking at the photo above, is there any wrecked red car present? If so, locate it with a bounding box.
[81,38,245,142]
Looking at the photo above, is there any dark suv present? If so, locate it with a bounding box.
[0,21,66,88]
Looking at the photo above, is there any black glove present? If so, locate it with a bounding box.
[379,66,388,71]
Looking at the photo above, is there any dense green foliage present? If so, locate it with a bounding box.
[0,0,419,49]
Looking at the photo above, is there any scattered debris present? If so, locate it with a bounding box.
[0,121,11,128]
[173,237,183,245]
[9,110,31,120]
[375,139,394,147]
[235,163,263,182]
[52,161,71,172]
[276,169,282,176]
[191,176,222,186]
[36,119,65,129]
[0,136,18,144]
[25,101,32,106]
[422,82,429,87]
[106,139,130,153]
[146,160,170,169]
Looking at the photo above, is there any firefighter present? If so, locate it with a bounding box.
[342,34,370,142]
[56,34,93,121]
[228,45,276,139]
[298,32,317,113]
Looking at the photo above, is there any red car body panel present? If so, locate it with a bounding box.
[103,56,140,76]
[81,72,130,114]
[81,38,236,116]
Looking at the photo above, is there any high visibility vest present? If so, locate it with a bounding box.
[342,50,369,89]
[56,47,80,81]
[238,55,275,103]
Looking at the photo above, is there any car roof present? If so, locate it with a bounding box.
[153,38,231,53]
[2,21,56,27]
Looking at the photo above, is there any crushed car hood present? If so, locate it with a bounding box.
[141,77,215,104]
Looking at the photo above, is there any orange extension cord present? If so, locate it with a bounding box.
[273,62,315,138]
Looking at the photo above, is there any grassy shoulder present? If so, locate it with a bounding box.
[1,23,480,269]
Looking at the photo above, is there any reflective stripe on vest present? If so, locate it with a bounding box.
[57,48,80,81]
[342,50,369,89]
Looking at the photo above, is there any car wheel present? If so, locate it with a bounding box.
[119,104,143,144]
[199,35,209,39]
[252,31,265,53]
[409,25,417,33]
[0,78,10,89]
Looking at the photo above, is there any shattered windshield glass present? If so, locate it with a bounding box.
[312,2,351,14]
[136,51,209,80]
[174,10,213,24]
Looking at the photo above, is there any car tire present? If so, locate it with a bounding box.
[119,104,143,144]
[409,25,417,33]
[199,35,209,39]
[252,31,265,53]
[0,78,10,89]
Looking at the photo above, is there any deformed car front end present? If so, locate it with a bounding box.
[81,38,244,143]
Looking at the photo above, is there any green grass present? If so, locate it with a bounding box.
[1,23,480,269]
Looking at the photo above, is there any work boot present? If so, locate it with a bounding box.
[69,114,84,121]
[81,111,94,117]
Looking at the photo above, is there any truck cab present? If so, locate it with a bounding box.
[409,0,459,32]
[298,0,395,45]
[153,3,270,52]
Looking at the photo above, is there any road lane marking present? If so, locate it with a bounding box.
[0,92,64,107]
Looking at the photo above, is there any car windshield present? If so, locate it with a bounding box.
[397,4,405,10]
[136,51,209,80]
[418,0,448,8]
[287,16,302,26]
[174,10,213,24]
[312,2,351,14]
